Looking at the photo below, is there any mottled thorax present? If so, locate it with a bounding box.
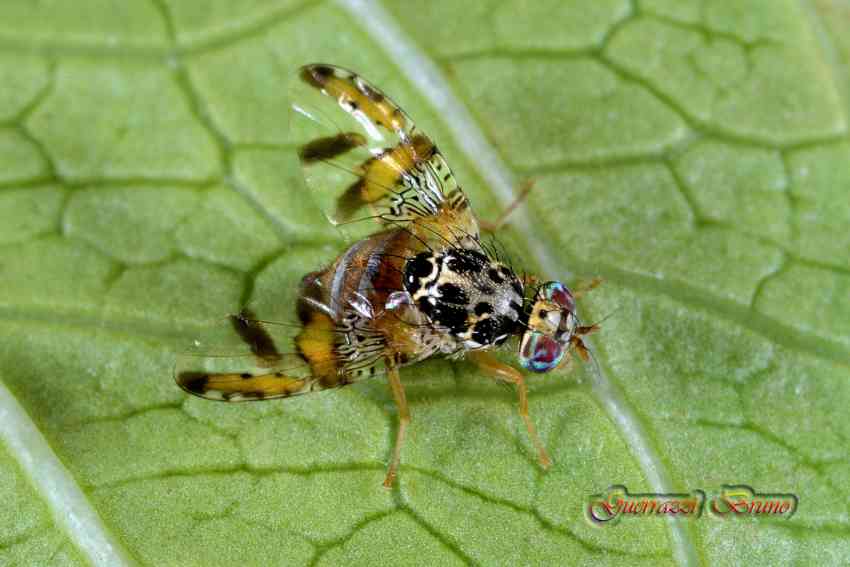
[403,248,524,350]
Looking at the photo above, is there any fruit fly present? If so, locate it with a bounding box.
[176,64,599,487]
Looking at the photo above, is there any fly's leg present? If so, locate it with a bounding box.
[469,351,552,468]
[557,350,574,372]
[521,274,540,287]
[479,179,535,232]
[383,361,410,488]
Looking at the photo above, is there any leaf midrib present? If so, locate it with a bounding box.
[0,381,135,566]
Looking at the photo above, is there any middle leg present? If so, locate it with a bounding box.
[383,361,410,488]
[479,179,536,232]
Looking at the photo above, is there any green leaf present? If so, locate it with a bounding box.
[0,1,848,565]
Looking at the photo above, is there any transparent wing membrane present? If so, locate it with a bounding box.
[175,297,390,401]
[289,64,478,239]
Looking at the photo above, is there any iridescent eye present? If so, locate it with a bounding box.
[519,331,566,373]
[541,281,575,313]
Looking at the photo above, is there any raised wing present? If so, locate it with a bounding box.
[289,63,479,241]
[175,306,388,402]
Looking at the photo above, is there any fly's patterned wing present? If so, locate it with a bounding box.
[175,300,389,402]
[178,65,491,403]
[290,63,479,242]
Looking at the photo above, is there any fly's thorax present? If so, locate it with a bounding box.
[402,248,524,350]
[519,281,578,373]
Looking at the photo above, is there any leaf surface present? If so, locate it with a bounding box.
[0,1,848,565]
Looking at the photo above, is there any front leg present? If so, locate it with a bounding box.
[469,351,552,469]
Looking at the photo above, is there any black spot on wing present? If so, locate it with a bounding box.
[300,64,335,89]
[230,308,281,362]
[299,132,366,163]
[335,178,368,223]
[177,372,210,395]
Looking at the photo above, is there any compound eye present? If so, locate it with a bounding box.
[519,331,566,373]
[544,309,562,328]
[541,281,575,313]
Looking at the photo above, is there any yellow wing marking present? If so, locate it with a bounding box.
[177,371,308,401]
[291,63,479,240]
[176,306,389,402]
[295,310,348,388]
[337,134,435,222]
[300,64,407,132]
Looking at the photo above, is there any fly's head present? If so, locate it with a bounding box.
[519,281,597,373]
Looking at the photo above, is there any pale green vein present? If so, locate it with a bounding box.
[0,1,319,61]
[437,46,846,152]
[587,260,850,364]
[638,8,778,49]
[336,1,698,565]
[307,510,396,566]
[750,255,791,311]
[597,52,845,150]
[93,463,386,491]
[119,19,310,255]
[688,418,845,473]
[396,507,475,566]
[406,467,668,560]
[174,1,324,56]
[0,380,135,566]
